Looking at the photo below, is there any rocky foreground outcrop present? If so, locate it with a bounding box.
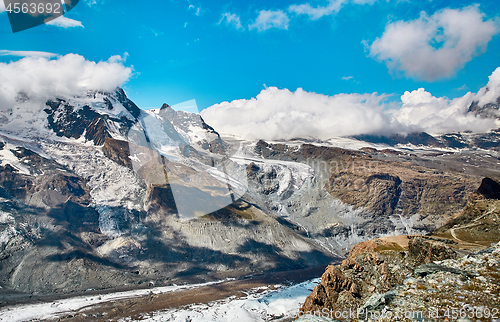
[298,236,500,322]
[298,178,500,321]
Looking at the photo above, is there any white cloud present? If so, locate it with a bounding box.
[0,50,58,58]
[249,10,290,31]
[46,16,84,28]
[390,88,495,134]
[288,0,376,20]
[84,0,98,7]
[288,0,346,20]
[368,6,499,81]
[188,4,203,16]
[202,68,500,140]
[0,54,132,111]
[342,76,354,80]
[475,67,500,107]
[202,87,392,140]
[219,12,243,30]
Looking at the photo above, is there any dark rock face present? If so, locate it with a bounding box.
[0,164,33,199]
[0,147,93,208]
[354,132,444,148]
[414,263,474,277]
[146,184,177,213]
[362,174,402,216]
[477,177,500,200]
[468,95,500,119]
[44,89,139,146]
[44,100,101,141]
[103,137,133,169]
[439,133,469,149]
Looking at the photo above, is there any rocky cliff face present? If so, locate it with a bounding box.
[298,179,500,321]
[247,140,480,256]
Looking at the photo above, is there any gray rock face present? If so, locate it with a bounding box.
[362,290,398,310]
[0,138,337,301]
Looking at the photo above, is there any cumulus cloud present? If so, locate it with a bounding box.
[249,10,290,31]
[0,54,132,111]
[475,67,500,107]
[202,87,392,140]
[367,6,499,81]
[202,68,500,140]
[46,16,84,28]
[390,88,496,134]
[219,12,243,30]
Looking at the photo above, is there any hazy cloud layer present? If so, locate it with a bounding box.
[202,68,500,140]
[289,0,375,20]
[0,50,58,58]
[368,6,499,81]
[219,13,243,30]
[0,54,132,110]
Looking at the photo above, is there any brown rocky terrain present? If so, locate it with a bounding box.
[298,178,500,321]
[253,140,482,242]
[433,177,500,246]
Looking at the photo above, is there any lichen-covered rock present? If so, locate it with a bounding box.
[408,236,458,265]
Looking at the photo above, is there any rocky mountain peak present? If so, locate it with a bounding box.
[468,91,500,120]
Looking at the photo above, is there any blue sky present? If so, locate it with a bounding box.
[0,0,499,111]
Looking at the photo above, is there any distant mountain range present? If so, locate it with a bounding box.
[0,87,499,304]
